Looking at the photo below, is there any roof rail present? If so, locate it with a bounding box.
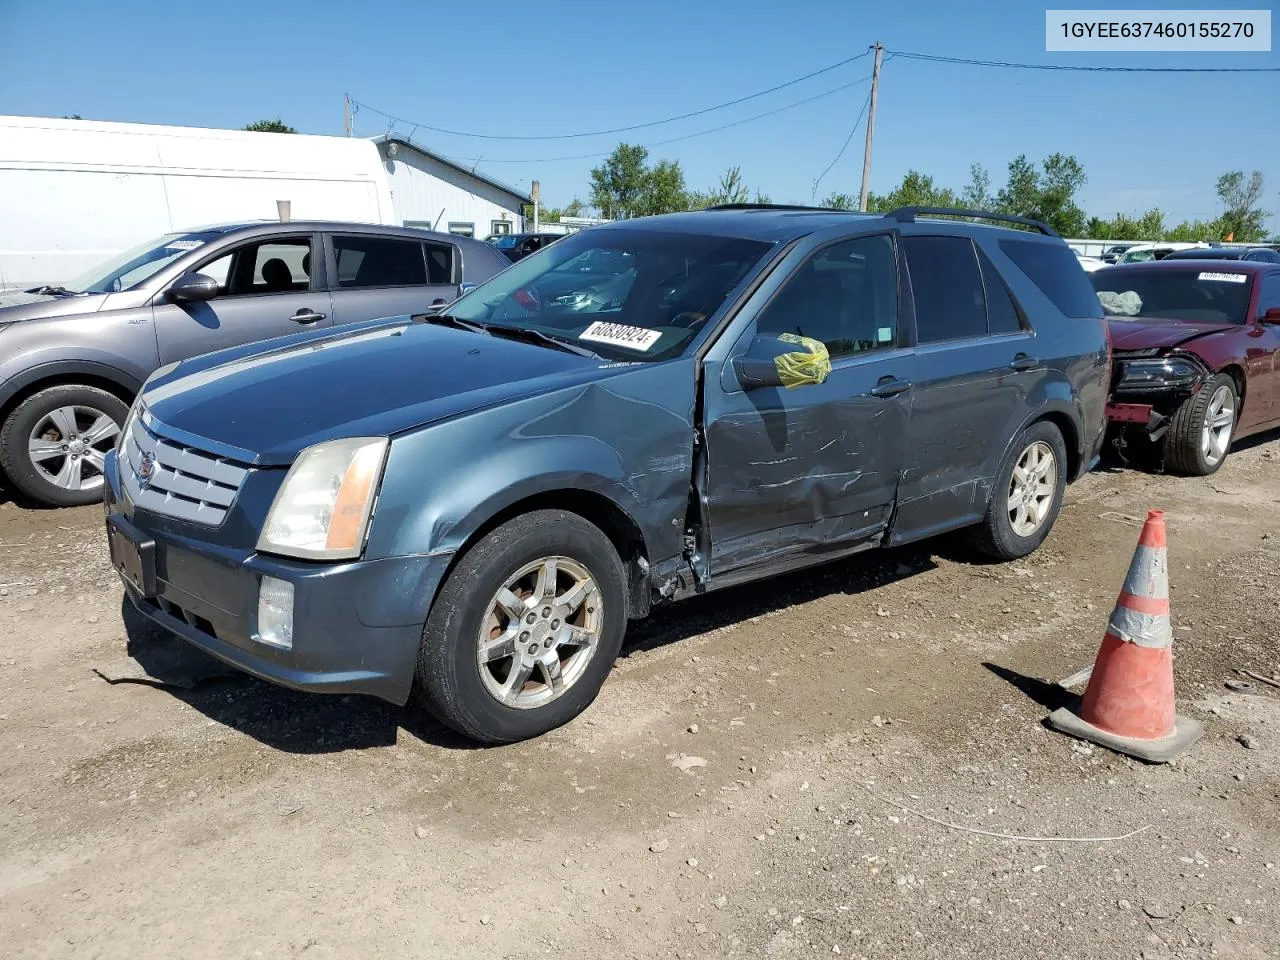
[704,203,862,214]
[887,206,1060,238]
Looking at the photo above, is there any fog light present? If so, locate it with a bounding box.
[257,576,294,649]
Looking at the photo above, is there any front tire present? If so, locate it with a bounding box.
[1163,373,1236,476]
[415,509,628,744]
[0,385,128,507]
[970,421,1068,561]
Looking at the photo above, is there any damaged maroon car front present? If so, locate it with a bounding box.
[1091,260,1280,475]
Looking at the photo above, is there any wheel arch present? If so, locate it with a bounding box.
[433,487,654,621]
[0,361,141,428]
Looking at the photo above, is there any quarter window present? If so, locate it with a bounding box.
[1000,238,1104,318]
[755,234,899,359]
[332,236,428,289]
[903,236,987,343]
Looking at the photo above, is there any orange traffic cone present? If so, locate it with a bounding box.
[1047,510,1203,763]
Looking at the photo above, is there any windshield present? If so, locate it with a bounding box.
[445,228,774,361]
[64,231,222,294]
[1091,269,1253,324]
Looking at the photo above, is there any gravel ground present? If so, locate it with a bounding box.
[1,437,1277,959]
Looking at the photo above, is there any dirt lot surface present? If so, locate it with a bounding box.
[2,439,1278,960]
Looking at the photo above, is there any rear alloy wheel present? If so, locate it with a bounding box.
[969,421,1068,561]
[1163,373,1236,476]
[415,509,627,744]
[0,385,128,507]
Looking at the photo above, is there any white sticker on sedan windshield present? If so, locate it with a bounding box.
[579,321,663,352]
[1199,272,1247,283]
[165,240,204,251]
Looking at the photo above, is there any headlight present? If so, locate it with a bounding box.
[257,437,389,561]
[1119,356,1203,387]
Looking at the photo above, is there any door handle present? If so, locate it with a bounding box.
[869,377,912,399]
[290,309,326,324]
[1010,353,1038,371]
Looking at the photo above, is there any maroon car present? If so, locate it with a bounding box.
[1091,260,1280,474]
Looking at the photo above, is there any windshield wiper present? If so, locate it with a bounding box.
[483,325,603,359]
[28,285,79,297]
[419,312,491,335]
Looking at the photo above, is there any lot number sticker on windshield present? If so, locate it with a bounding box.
[1199,272,1247,283]
[165,240,204,251]
[579,321,663,352]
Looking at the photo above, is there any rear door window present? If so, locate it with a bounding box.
[903,236,987,343]
[999,239,1103,318]
[977,247,1023,335]
[332,236,428,289]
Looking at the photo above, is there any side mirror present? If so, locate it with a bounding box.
[168,272,219,303]
[733,334,831,391]
[459,281,477,295]
[1262,307,1280,324]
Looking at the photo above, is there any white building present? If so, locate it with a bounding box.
[0,116,532,289]
[372,135,530,241]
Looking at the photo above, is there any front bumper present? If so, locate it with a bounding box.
[104,451,451,705]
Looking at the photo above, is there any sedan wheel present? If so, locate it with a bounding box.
[1007,440,1058,537]
[1199,384,1234,468]
[477,556,604,709]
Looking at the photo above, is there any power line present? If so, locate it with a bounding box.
[887,48,1280,72]
[435,74,875,166]
[352,48,874,142]
[811,89,873,201]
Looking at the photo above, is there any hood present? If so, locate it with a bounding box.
[1106,316,1237,352]
[0,291,111,323]
[141,319,612,465]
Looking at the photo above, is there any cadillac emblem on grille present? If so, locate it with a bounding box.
[137,451,157,487]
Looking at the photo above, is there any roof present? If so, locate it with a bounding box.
[180,220,498,250]
[593,206,1063,244]
[1096,259,1272,274]
[372,135,532,203]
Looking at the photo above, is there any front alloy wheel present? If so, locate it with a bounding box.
[416,509,627,744]
[1163,372,1237,476]
[477,556,604,709]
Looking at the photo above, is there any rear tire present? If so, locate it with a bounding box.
[0,385,128,507]
[1163,373,1236,476]
[969,421,1067,561]
[414,509,627,744]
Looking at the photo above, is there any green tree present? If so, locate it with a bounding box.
[822,192,858,210]
[638,159,690,216]
[1216,170,1267,241]
[960,163,992,209]
[589,144,653,219]
[868,170,957,212]
[521,198,586,224]
[243,118,297,134]
[995,153,1087,236]
[1165,218,1224,242]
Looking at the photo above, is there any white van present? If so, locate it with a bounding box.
[1114,241,1210,265]
[0,116,395,290]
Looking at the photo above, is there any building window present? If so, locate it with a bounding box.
[448,222,475,238]
[490,220,512,236]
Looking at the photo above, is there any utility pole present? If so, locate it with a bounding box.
[343,94,352,137]
[858,41,884,213]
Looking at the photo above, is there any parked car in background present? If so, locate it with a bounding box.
[0,222,510,506]
[1093,260,1280,474]
[101,204,1109,743]
[1115,242,1209,264]
[1100,243,1140,264]
[1076,253,1107,272]
[1163,246,1280,264]
[488,232,566,262]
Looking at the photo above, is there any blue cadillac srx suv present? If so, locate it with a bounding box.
[102,205,1109,743]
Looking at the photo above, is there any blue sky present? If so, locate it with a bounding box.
[2,0,1277,226]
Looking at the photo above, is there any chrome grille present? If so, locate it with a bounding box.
[120,416,250,525]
